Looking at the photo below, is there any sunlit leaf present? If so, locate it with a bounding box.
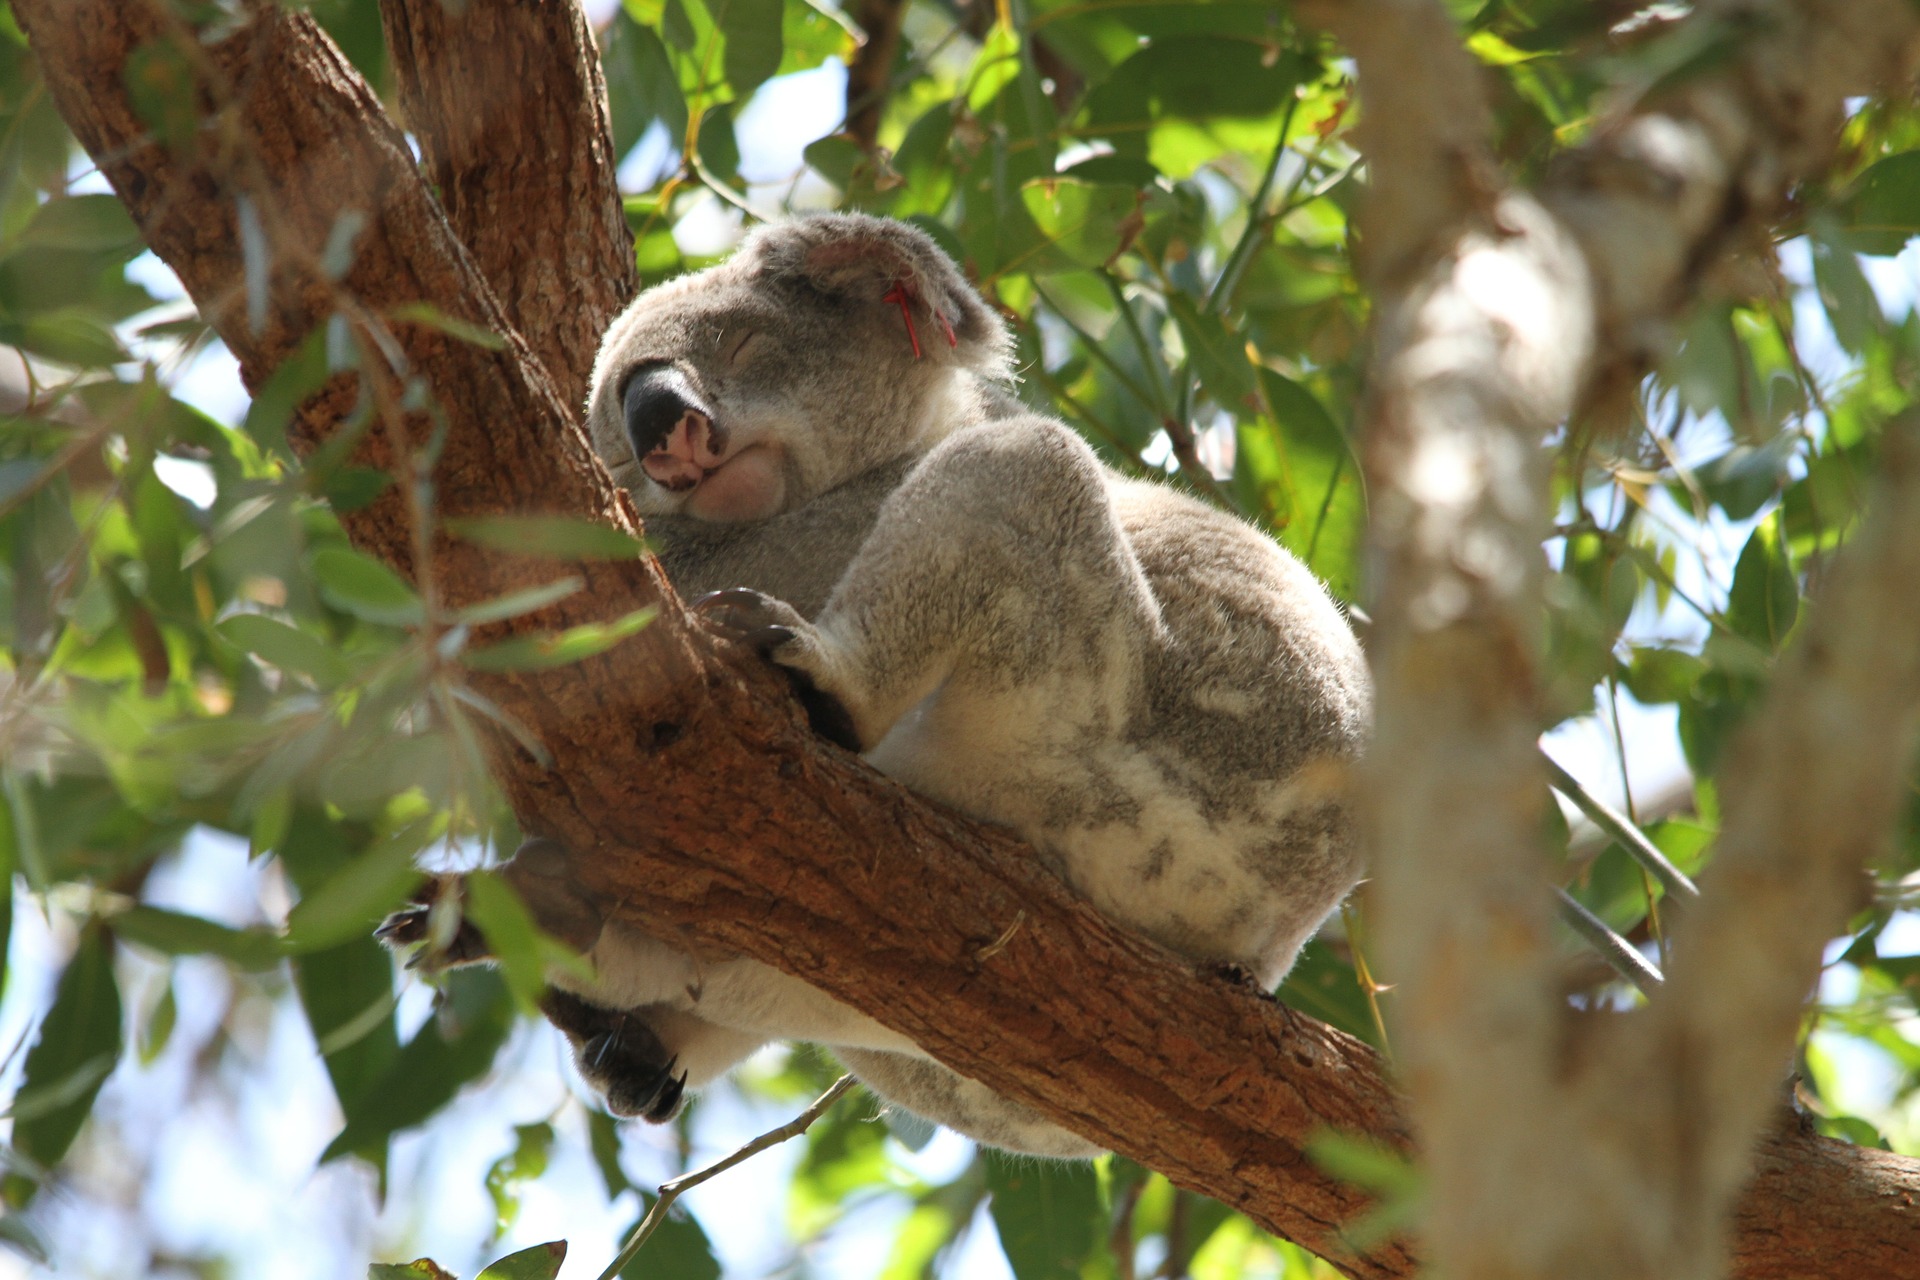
[310,546,424,627]
[462,607,655,672]
[1019,179,1138,270]
[1726,511,1800,653]
[218,612,353,685]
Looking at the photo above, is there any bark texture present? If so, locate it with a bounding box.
[379,0,637,410]
[14,2,1920,1278]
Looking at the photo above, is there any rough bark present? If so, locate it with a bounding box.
[379,0,637,410]
[13,2,1920,1278]
[1315,0,1920,1276]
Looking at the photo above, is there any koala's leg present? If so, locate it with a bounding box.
[699,417,1156,754]
[834,1048,1102,1158]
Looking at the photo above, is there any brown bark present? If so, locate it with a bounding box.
[12,2,1920,1278]
[379,0,637,410]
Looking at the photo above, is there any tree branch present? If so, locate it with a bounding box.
[15,3,1920,1278]
[379,0,638,410]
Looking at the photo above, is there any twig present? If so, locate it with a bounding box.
[1542,753,1700,906]
[594,1074,856,1280]
[1555,888,1663,995]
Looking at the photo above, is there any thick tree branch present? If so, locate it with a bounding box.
[15,4,1920,1279]
[379,0,637,410]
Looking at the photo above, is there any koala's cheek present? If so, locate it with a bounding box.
[685,445,787,522]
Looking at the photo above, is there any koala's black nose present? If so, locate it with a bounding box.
[622,365,713,460]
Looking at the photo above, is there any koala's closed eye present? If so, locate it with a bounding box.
[724,329,761,365]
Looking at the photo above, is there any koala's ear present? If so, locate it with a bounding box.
[756,214,1010,371]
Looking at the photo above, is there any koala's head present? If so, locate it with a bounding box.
[586,213,1012,522]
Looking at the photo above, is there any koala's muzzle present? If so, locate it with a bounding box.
[622,364,716,465]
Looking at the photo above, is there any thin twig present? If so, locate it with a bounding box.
[595,1074,856,1280]
[1542,753,1700,906]
[1555,888,1663,995]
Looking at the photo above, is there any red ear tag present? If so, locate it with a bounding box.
[881,281,924,359]
[939,310,958,348]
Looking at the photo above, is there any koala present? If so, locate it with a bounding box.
[387,214,1370,1157]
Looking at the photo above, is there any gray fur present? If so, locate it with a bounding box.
[564,213,1371,1157]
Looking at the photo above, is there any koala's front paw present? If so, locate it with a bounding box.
[376,879,492,970]
[694,588,863,752]
[541,989,688,1123]
[694,587,811,656]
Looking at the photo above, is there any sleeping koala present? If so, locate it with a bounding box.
[391,214,1370,1156]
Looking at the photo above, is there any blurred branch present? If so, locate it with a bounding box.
[1324,0,1920,1272]
[845,0,908,150]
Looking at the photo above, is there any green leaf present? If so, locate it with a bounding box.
[1168,294,1257,413]
[108,906,282,970]
[244,328,335,461]
[452,576,584,626]
[446,515,649,561]
[695,100,741,180]
[1810,230,1885,355]
[1018,179,1138,270]
[217,612,353,685]
[310,547,424,627]
[283,816,402,1119]
[588,1109,633,1199]
[1839,151,1920,255]
[604,14,689,156]
[986,1155,1104,1280]
[618,1199,719,1280]
[476,1240,564,1280]
[715,0,782,97]
[14,926,122,1170]
[463,607,655,672]
[124,37,200,149]
[485,1125,557,1239]
[1726,511,1799,653]
[137,980,177,1067]
[1277,938,1378,1045]
[368,1261,457,1280]
[0,312,126,367]
[9,194,140,257]
[283,824,430,955]
[389,302,506,350]
[323,967,515,1164]
[463,870,549,1012]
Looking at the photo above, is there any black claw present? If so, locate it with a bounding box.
[647,1068,689,1123]
[373,908,424,945]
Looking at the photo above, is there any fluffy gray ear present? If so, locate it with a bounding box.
[753,214,1009,371]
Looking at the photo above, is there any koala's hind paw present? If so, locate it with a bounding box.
[542,989,689,1123]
